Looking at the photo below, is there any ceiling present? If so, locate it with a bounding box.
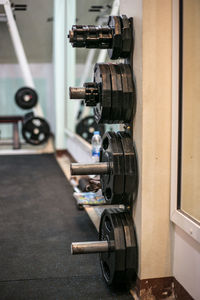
[0,0,112,64]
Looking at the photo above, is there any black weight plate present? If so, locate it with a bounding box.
[99,208,126,287]
[94,64,111,124]
[76,116,105,143]
[117,131,138,205]
[123,64,136,121]
[100,132,124,204]
[15,87,38,109]
[107,16,123,59]
[119,64,134,123]
[118,211,138,286]
[120,15,132,58]
[22,116,50,146]
[108,64,123,123]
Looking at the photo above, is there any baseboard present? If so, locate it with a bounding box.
[130,276,194,299]
[56,149,76,162]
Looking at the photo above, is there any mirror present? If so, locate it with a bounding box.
[179,0,200,222]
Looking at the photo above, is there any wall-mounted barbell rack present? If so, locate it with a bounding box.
[68,14,138,289]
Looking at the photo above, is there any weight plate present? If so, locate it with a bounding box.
[99,208,126,286]
[123,64,136,121]
[94,64,111,123]
[108,64,123,123]
[107,16,123,59]
[117,131,138,205]
[100,132,124,204]
[22,116,50,145]
[119,64,134,123]
[119,211,138,286]
[15,87,38,110]
[120,15,132,58]
[76,116,105,143]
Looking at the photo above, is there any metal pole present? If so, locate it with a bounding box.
[70,162,110,176]
[71,240,115,255]
[3,0,43,117]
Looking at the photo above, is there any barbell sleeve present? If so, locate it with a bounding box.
[70,162,111,176]
[69,87,86,99]
[71,240,115,255]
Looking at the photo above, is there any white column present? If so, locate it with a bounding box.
[3,0,43,116]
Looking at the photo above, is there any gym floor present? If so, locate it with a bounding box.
[0,154,133,300]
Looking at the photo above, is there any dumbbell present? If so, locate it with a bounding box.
[71,131,138,206]
[68,15,132,60]
[69,63,136,124]
[71,208,138,288]
[15,87,38,109]
[22,112,50,145]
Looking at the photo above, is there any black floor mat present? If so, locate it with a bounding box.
[0,154,132,300]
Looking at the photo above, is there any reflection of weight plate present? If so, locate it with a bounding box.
[15,87,38,109]
[99,208,138,287]
[100,132,124,204]
[94,64,112,124]
[22,115,50,145]
[76,116,105,143]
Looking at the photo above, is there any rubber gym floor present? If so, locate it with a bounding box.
[0,154,133,300]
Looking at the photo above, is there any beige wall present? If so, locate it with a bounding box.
[121,0,172,279]
[181,0,200,222]
[141,0,172,279]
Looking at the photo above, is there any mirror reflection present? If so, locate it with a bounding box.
[179,0,200,222]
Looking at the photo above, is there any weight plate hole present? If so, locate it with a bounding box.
[82,132,88,138]
[39,133,45,141]
[102,261,110,280]
[105,188,112,199]
[105,216,112,232]
[103,137,109,150]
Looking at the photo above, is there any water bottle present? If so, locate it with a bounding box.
[91,131,102,162]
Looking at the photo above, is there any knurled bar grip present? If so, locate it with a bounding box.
[70,162,111,176]
[71,241,115,254]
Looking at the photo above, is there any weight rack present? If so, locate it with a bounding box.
[68,14,138,289]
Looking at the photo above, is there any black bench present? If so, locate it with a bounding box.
[0,116,23,149]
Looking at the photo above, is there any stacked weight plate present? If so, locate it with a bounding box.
[70,63,136,124]
[99,208,138,287]
[68,14,138,290]
[100,131,138,206]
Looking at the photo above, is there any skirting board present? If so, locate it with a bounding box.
[130,276,194,300]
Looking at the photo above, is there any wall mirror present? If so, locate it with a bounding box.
[178,0,200,223]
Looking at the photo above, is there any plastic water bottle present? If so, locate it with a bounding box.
[91,131,102,162]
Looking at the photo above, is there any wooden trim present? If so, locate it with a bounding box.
[56,149,76,162]
[131,276,194,299]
